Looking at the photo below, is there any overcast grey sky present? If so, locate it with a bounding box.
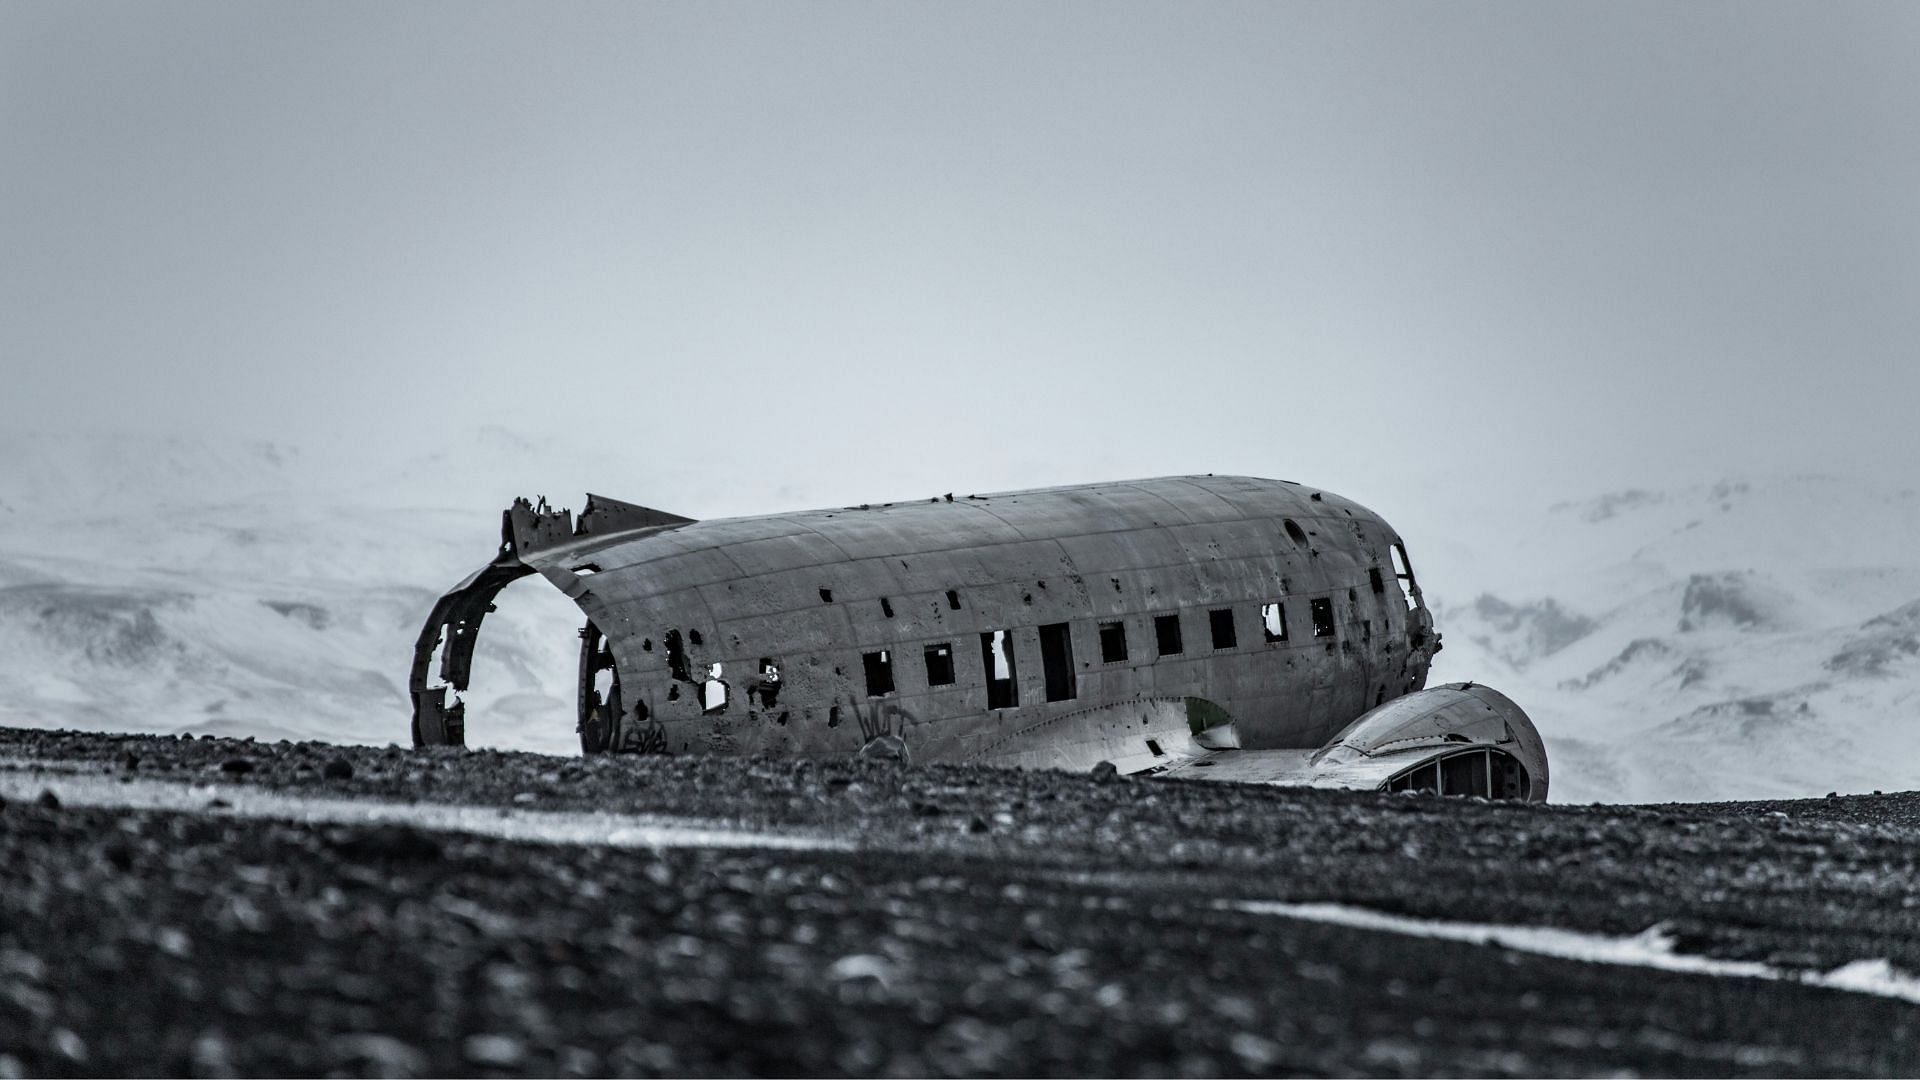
[4,1,1916,523]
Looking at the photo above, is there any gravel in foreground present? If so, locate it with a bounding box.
[2,727,1918,1077]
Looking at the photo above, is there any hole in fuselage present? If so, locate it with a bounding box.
[457,575,589,756]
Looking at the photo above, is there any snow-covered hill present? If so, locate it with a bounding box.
[4,432,1916,802]
[1426,476,1920,803]
[0,432,589,755]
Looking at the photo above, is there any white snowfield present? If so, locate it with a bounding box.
[1422,475,1920,803]
[3,433,1916,803]
[0,430,593,758]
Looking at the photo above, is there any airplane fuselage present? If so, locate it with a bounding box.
[411,476,1442,768]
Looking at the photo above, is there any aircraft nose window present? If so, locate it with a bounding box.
[1385,749,1530,800]
[1391,544,1420,610]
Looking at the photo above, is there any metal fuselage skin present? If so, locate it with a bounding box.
[411,476,1440,765]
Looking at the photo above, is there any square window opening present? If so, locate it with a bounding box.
[1310,598,1336,638]
[862,649,895,697]
[1209,608,1237,650]
[1261,602,1288,643]
[1038,622,1076,702]
[981,630,1018,709]
[923,643,955,686]
[1099,621,1128,663]
[1154,614,1184,657]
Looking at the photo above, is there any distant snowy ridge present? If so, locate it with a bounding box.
[3,434,1916,802]
[0,431,593,755]
[1430,476,1920,803]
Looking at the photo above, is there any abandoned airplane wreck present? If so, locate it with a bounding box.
[410,475,1549,800]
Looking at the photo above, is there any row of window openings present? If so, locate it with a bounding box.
[822,556,1418,621]
[861,596,1350,708]
[692,548,1416,716]
[690,588,1370,715]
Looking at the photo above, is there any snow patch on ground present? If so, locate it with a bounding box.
[0,766,850,852]
[1233,901,1920,1006]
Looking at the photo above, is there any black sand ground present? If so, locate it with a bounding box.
[2,727,1917,1076]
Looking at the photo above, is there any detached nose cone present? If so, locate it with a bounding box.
[1308,683,1549,801]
